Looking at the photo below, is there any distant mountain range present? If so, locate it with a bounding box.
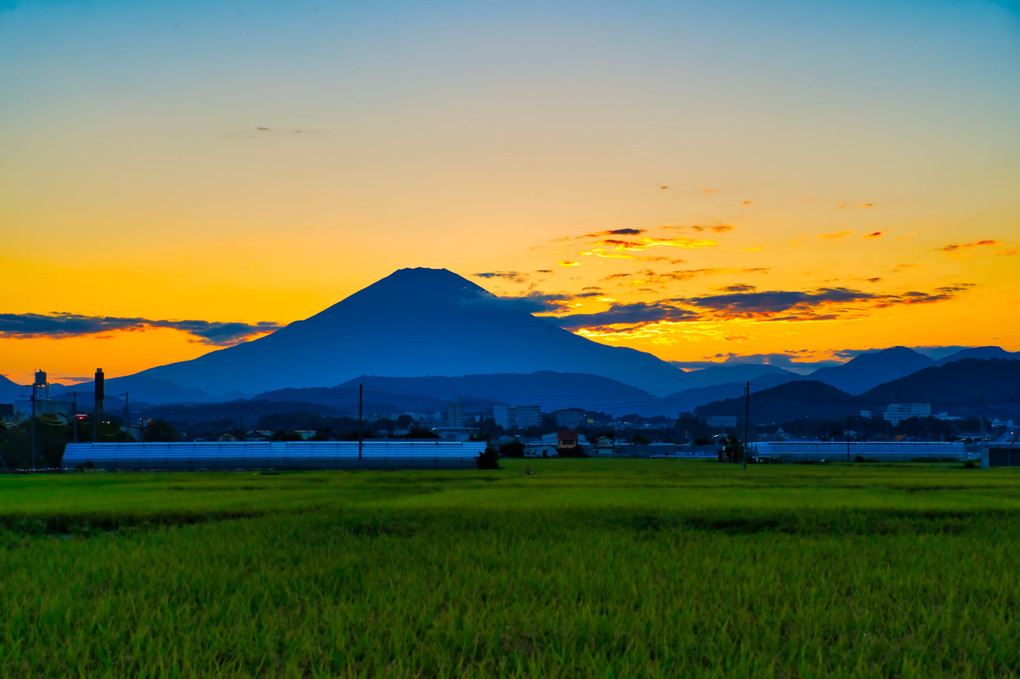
[697,359,1020,422]
[255,372,663,417]
[3,267,1017,422]
[804,346,935,395]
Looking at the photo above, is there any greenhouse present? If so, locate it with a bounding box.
[751,440,969,463]
[62,440,486,471]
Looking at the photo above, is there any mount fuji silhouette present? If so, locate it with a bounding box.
[133,268,689,397]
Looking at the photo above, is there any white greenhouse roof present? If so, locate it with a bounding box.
[62,440,486,471]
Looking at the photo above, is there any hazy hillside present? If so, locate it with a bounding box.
[666,364,797,391]
[935,347,1020,366]
[0,374,26,404]
[257,371,663,417]
[865,359,1020,418]
[51,376,221,407]
[695,381,863,424]
[807,347,934,395]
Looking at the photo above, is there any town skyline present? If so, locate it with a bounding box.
[2,1,1017,384]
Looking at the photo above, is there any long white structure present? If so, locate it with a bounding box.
[753,441,968,462]
[62,440,487,471]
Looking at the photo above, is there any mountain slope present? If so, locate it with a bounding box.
[51,376,221,406]
[134,268,689,397]
[671,364,798,391]
[695,381,863,424]
[256,371,664,417]
[0,374,26,404]
[865,359,1020,418]
[807,347,933,395]
[935,346,1020,366]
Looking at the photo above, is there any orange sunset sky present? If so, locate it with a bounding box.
[2,1,1018,385]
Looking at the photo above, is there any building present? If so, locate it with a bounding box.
[983,444,1020,468]
[492,405,510,429]
[432,427,475,442]
[447,400,464,428]
[883,403,932,425]
[514,405,542,430]
[491,404,542,430]
[521,431,590,457]
[557,430,578,449]
[554,409,585,429]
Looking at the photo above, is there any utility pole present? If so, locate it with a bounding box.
[30,389,37,471]
[72,392,79,444]
[122,392,130,440]
[980,393,987,467]
[94,369,104,443]
[742,381,749,471]
[358,383,364,461]
[844,411,852,460]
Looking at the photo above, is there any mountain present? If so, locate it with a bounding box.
[935,346,1020,366]
[132,268,690,397]
[659,371,803,416]
[695,380,863,424]
[0,374,27,404]
[865,359,1020,419]
[807,347,934,395]
[255,371,663,417]
[50,376,221,407]
[672,364,798,390]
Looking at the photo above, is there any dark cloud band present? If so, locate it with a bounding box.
[0,313,282,345]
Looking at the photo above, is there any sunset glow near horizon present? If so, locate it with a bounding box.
[2,1,1018,386]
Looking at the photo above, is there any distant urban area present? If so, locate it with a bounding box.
[1,363,1016,471]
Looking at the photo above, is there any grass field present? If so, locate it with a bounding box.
[1,459,1018,676]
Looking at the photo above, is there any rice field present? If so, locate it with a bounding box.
[1,459,1018,676]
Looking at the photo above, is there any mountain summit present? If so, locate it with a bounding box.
[134,267,689,396]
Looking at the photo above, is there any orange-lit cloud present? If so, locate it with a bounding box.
[863,231,883,239]
[548,283,971,330]
[821,231,853,239]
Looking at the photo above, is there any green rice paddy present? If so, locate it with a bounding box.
[1,459,1018,676]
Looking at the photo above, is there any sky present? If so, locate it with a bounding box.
[1,0,1018,385]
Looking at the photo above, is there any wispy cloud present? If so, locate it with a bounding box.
[0,313,282,345]
[472,271,529,283]
[226,126,316,139]
[935,240,1015,256]
[820,231,853,239]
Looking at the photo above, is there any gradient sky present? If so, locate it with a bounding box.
[2,0,1018,385]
